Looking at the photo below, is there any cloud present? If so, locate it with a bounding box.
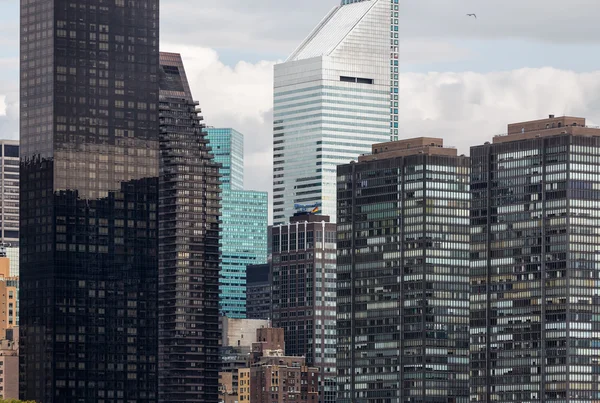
[398,67,600,155]
[160,44,277,211]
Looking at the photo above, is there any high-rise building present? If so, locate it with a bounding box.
[0,253,17,335]
[19,1,160,401]
[246,263,272,320]
[337,138,471,403]
[204,128,244,191]
[271,213,337,402]
[205,128,268,318]
[158,52,222,403]
[273,0,392,225]
[0,141,19,247]
[470,115,600,403]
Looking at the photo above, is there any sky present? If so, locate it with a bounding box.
[3,0,600,217]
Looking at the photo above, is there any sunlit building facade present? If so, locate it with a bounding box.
[273,0,391,225]
[471,115,600,403]
[337,138,470,403]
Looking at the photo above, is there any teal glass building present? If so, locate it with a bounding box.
[206,128,268,318]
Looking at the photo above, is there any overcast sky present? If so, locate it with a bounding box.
[3,0,600,218]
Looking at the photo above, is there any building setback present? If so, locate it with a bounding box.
[470,115,600,403]
[271,214,337,403]
[337,138,470,403]
[19,0,160,401]
[205,128,268,318]
[273,0,391,225]
[158,52,221,402]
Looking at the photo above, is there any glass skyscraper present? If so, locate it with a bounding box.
[20,0,160,401]
[205,129,268,318]
[337,138,470,403]
[471,115,600,403]
[158,52,221,403]
[273,0,393,225]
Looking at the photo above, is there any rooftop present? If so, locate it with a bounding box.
[358,137,459,162]
[494,115,600,143]
[286,0,376,62]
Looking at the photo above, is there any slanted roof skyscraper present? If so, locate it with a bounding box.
[158,52,222,402]
[273,0,397,225]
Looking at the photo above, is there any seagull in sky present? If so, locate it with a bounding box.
[466,13,477,18]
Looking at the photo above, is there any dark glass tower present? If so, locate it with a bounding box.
[470,116,600,403]
[158,52,221,402]
[337,138,470,403]
[19,1,160,402]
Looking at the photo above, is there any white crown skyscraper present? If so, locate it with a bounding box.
[273,0,397,225]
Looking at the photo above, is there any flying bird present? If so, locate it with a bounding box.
[466,13,477,18]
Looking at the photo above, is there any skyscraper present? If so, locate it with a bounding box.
[0,140,19,247]
[273,0,391,225]
[470,115,600,403]
[337,138,470,403]
[205,128,268,318]
[158,52,221,403]
[20,1,160,401]
[271,213,338,403]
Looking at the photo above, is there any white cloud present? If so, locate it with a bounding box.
[160,44,277,211]
[0,95,6,116]
[398,68,600,155]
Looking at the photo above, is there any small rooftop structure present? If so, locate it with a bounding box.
[495,115,600,143]
[358,137,458,162]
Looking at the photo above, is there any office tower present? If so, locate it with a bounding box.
[205,128,268,318]
[337,138,470,403]
[273,0,392,225]
[470,115,600,403]
[158,52,221,402]
[0,140,19,247]
[19,1,160,401]
[246,263,271,320]
[204,128,243,191]
[271,213,337,403]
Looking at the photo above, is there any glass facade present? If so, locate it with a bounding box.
[0,141,19,246]
[158,52,221,403]
[337,145,470,403]
[220,190,268,318]
[205,128,244,191]
[206,126,268,318]
[273,0,391,225]
[20,0,160,401]
[340,0,400,141]
[271,214,337,403]
[471,125,600,402]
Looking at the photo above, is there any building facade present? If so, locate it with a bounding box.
[19,0,160,401]
[158,52,222,403]
[470,115,600,403]
[273,0,391,225]
[205,129,268,318]
[271,214,337,402]
[205,128,244,191]
[0,141,19,247]
[0,328,18,400]
[246,263,272,320]
[337,138,470,403]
